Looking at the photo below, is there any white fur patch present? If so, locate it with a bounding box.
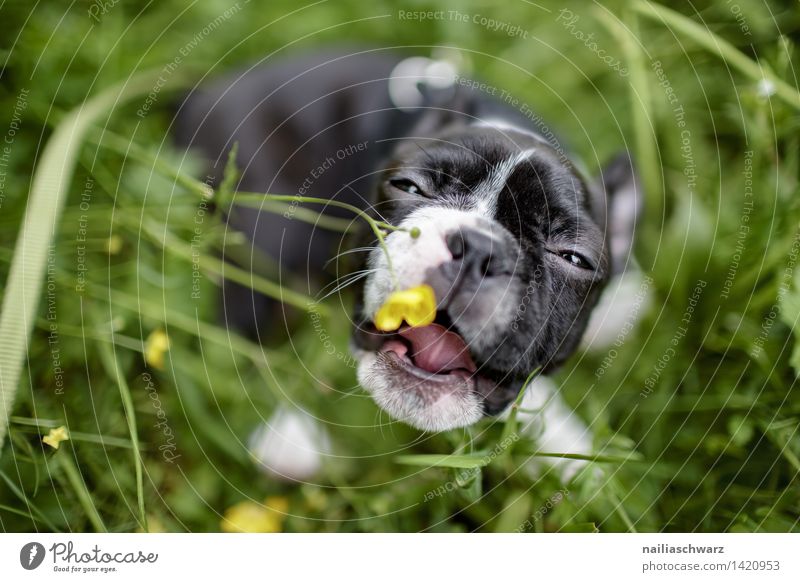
[363,206,481,317]
[472,148,537,216]
[509,376,594,483]
[473,118,552,146]
[356,351,484,432]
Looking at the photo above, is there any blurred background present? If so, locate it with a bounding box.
[0,0,798,532]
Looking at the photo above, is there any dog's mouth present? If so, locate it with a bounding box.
[382,321,477,380]
[354,311,499,401]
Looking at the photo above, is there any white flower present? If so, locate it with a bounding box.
[757,78,776,98]
[248,406,331,481]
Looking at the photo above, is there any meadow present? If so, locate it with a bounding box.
[0,0,798,532]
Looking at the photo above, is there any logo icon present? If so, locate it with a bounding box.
[20,542,46,570]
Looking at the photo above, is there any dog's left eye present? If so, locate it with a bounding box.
[388,178,425,197]
[559,251,593,270]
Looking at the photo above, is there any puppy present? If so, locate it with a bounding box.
[175,49,640,439]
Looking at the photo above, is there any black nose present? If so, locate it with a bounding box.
[445,227,508,279]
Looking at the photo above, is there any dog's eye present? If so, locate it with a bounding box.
[388,178,425,196]
[560,251,593,270]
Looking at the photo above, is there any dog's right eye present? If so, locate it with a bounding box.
[559,251,594,270]
[388,178,425,197]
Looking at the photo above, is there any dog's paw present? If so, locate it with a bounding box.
[509,376,594,483]
[248,406,332,482]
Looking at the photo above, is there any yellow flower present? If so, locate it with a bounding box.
[42,426,69,450]
[144,329,170,370]
[374,284,437,331]
[221,496,289,533]
[106,235,124,255]
[137,515,166,533]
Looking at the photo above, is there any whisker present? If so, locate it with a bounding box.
[316,268,376,295]
[375,407,385,439]
[316,270,375,300]
[324,246,375,268]
[343,184,391,224]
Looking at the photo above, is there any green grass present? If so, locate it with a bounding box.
[0,0,799,532]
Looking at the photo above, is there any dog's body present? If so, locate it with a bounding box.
[176,49,639,447]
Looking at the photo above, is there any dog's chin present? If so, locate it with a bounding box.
[354,322,500,432]
[356,351,484,432]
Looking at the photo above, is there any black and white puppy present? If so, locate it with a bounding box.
[175,49,639,435]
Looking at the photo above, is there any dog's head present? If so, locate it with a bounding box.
[352,117,640,432]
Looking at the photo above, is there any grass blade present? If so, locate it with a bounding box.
[55,450,107,532]
[394,453,493,469]
[595,7,663,234]
[0,68,183,457]
[94,327,147,531]
[634,0,800,110]
[500,367,541,448]
[0,468,60,531]
[129,214,324,315]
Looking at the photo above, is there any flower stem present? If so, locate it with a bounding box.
[233,193,401,289]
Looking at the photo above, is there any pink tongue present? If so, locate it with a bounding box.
[399,324,476,374]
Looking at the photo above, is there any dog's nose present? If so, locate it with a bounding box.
[445,227,507,279]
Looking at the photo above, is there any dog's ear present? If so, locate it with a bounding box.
[403,87,474,139]
[595,152,642,274]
